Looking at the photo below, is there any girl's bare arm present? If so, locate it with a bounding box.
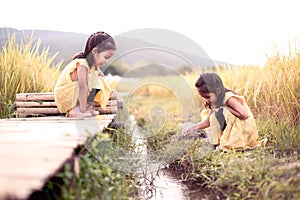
[77,65,89,112]
[183,110,212,135]
[225,97,249,120]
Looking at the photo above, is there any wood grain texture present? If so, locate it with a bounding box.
[0,114,116,199]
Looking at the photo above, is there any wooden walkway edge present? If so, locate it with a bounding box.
[0,114,116,200]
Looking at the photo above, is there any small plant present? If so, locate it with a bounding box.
[39,130,141,199]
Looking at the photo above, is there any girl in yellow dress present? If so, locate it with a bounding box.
[183,73,263,151]
[54,32,116,118]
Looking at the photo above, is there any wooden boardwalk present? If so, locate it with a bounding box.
[0,114,116,200]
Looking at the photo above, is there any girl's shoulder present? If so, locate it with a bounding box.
[74,58,89,69]
[63,58,89,72]
[223,91,245,105]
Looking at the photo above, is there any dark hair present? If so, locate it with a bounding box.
[195,72,231,108]
[73,31,116,67]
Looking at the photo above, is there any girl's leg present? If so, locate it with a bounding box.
[87,88,101,116]
[68,88,101,117]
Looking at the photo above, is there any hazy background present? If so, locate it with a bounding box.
[1,0,299,66]
[0,27,229,76]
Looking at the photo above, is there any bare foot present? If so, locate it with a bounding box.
[68,106,93,118]
[87,106,99,116]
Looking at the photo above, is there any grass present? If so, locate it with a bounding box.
[1,31,299,199]
[123,40,300,199]
[116,75,201,123]
[0,33,144,199]
[215,53,300,125]
[173,118,300,199]
[39,130,140,200]
[0,32,61,118]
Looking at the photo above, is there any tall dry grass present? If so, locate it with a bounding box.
[119,41,300,200]
[216,44,299,125]
[185,40,300,125]
[179,47,300,199]
[0,32,61,117]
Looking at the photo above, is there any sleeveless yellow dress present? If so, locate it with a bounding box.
[201,91,263,151]
[54,59,112,114]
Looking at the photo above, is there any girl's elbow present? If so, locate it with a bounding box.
[239,113,249,120]
[204,118,210,128]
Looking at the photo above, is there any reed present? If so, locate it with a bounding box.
[124,40,300,199]
[216,41,300,125]
[183,40,300,125]
[0,32,61,118]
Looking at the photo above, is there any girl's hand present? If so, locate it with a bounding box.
[182,118,210,136]
[98,71,104,77]
[110,89,117,99]
[182,127,194,136]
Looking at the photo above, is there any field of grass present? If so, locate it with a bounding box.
[0,33,61,118]
[1,33,299,199]
[119,42,300,199]
[0,34,141,199]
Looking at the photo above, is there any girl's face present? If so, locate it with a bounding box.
[93,49,116,67]
[199,92,218,107]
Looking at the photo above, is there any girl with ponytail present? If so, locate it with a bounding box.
[183,73,266,151]
[54,31,116,117]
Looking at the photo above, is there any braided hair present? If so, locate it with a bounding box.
[73,31,116,68]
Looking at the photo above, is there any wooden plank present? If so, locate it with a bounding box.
[15,91,119,101]
[17,107,60,115]
[0,114,116,199]
[94,106,118,114]
[0,136,74,199]
[1,114,115,122]
[0,177,44,200]
[15,101,57,107]
[95,100,120,107]
[16,92,55,101]
[0,144,74,178]
[14,92,123,117]
[16,106,118,117]
[15,100,120,107]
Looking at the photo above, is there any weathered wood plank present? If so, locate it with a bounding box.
[15,101,57,107]
[15,91,118,101]
[14,92,122,117]
[17,107,60,115]
[15,100,119,107]
[16,92,55,101]
[0,114,116,200]
[16,106,118,117]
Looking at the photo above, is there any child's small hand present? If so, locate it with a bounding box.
[98,71,104,77]
[182,127,193,136]
[110,89,117,99]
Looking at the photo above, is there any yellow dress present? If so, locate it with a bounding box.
[201,108,220,145]
[201,91,262,151]
[54,59,112,114]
